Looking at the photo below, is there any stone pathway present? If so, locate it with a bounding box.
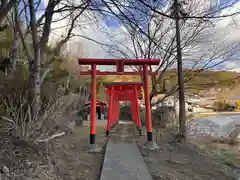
[100,121,153,180]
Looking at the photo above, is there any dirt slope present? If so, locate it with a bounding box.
[136,128,237,180]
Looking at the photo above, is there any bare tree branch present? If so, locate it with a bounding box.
[0,0,15,23]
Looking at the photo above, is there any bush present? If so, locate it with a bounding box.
[152,107,177,128]
[139,108,145,126]
[213,100,232,112]
[0,82,89,142]
[119,103,132,120]
[0,58,90,179]
[118,104,173,128]
[0,63,28,104]
[0,94,62,180]
[1,94,62,142]
[152,107,167,128]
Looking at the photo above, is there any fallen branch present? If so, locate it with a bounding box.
[1,116,14,123]
[36,132,66,143]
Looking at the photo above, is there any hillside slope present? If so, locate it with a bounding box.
[98,70,240,97]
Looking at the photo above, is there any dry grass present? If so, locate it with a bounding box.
[49,124,107,180]
[188,136,239,145]
[0,122,108,180]
[136,128,237,180]
[189,137,240,169]
[83,120,107,127]
[196,112,240,118]
[0,86,91,179]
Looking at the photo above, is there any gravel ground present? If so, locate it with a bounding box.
[0,125,108,180]
[3,121,237,180]
[136,128,237,180]
[50,126,108,180]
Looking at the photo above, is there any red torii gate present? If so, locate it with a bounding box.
[78,58,160,145]
[84,100,106,120]
[103,82,143,136]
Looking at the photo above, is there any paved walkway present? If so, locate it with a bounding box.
[100,121,153,180]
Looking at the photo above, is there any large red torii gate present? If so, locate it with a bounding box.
[78,58,160,146]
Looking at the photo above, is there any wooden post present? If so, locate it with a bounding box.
[134,86,142,135]
[143,64,153,141]
[106,87,114,136]
[90,64,97,144]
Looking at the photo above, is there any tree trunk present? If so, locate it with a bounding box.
[150,76,157,103]
[30,48,41,117]
[9,27,17,72]
[40,66,51,85]
[174,0,187,142]
[0,0,15,23]
[28,0,41,117]
[9,3,19,73]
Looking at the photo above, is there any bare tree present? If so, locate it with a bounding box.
[13,0,90,117]
[173,0,186,142]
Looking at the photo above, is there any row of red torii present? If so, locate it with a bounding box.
[78,58,160,144]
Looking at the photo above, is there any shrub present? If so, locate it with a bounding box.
[0,63,28,106]
[152,107,177,128]
[1,93,63,142]
[0,83,89,143]
[139,108,146,126]
[119,103,132,120]
[213,100,231,112]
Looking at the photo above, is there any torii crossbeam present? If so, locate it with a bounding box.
[78,58,160,147]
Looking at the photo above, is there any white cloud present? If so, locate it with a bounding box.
[44,0,240,72]
[45,0,132,59]
[170,0,240,70]
[222,61,240,72]
[216,2,240,37]
[214,1,240,71]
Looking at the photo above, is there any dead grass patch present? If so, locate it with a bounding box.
[136,128,236,180]
[189,137,240,169]
[49,125,108,180]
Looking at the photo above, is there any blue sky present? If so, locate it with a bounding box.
[36,0,222,26]
[32,0,237,28]
[33,0,240,71]
[19,0,45,22]
[91,0,228,29]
